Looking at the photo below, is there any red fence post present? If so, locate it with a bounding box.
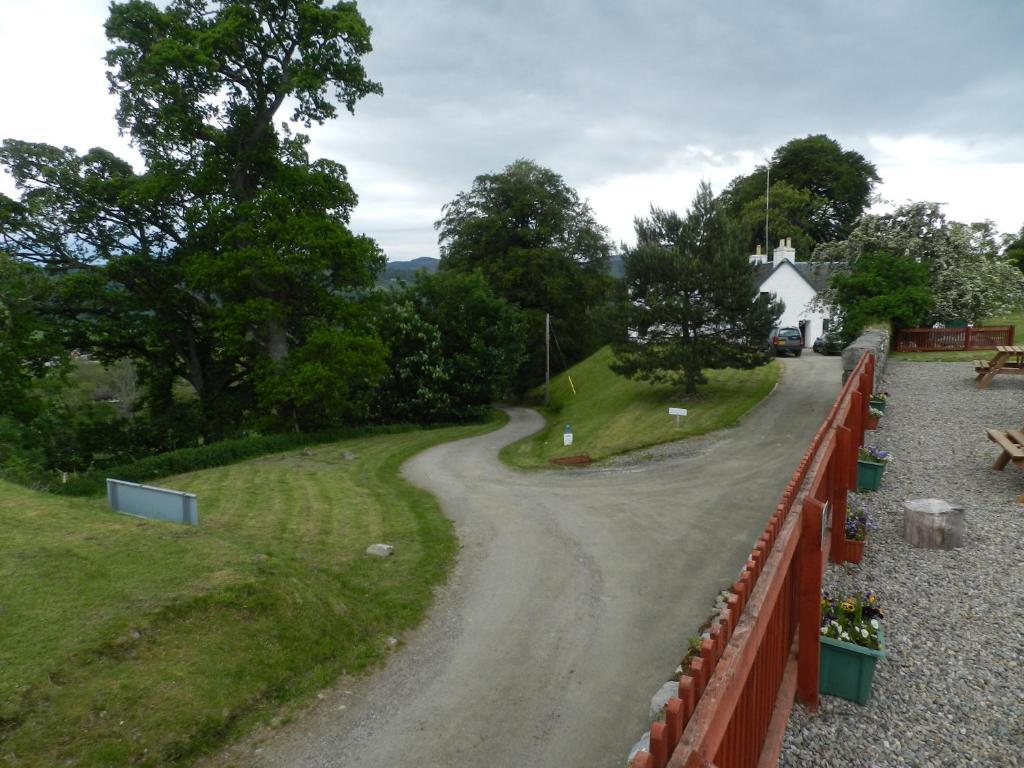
[678,676,695,721]
[650,721,668,768]
[796,496,823,711]
[666,697,684,749]
[851,390,864,448]
[832,425,853,563]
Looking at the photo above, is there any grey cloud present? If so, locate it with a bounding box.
[320,0,1023,258]
[8,1,1017,258]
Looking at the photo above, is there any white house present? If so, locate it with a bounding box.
[752,239,836,348]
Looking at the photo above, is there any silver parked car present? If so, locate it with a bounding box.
[768,327,803,357]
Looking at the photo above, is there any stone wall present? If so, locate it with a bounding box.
[842,326,889,391]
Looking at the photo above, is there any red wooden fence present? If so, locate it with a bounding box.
[632,352,875,768]
[894,325,1012,352]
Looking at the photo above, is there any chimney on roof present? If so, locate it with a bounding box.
[774,238,796,265]
[749,243,768,265]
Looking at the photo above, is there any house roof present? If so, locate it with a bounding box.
[755,260,838,294]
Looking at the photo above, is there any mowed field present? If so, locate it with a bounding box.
[501,346,780,467]
[0,418,502,767]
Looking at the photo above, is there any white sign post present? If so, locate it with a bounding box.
[668,407,688,428]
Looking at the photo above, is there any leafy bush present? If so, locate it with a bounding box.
[832,249,933,340]
[375,271,526,422]
[254,322,388,432]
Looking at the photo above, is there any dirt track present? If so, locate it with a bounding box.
[241,354,841,768]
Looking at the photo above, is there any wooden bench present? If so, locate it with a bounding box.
[986,428,1024,470]
[976,345,1024,388]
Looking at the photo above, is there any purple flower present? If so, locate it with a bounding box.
[859,445,892,463]
[844,505,873,540]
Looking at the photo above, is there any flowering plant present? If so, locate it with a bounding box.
[844,503,876,541]
[869,392,888,401]
[858,445,891,463]
[868,406,883,418]
[820,591,883,650]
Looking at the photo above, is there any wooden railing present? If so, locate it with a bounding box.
[894,325,1013,352]
[632,352,874,768]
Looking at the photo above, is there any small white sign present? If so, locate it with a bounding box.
[668,407,688,416]
[563,432,574,446]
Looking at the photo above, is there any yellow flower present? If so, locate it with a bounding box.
[841,600,855,613]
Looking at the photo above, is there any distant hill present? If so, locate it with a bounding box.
[377,256,440,287]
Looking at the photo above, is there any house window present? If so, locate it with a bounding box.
[823,318,831,332]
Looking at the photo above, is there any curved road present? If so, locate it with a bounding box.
[243,354,841,768]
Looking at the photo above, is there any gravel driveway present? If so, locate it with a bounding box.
[781,361,1024,767]
[216,354,842,768]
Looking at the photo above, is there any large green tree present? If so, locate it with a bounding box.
[1002,224,1024,274]
[0,252,113,479]
[0,253,65,424]
[831,249,933,338]
[721,134,880,254]
[436,159,613,390]
[0,0,385,434]
[612,182,782,396]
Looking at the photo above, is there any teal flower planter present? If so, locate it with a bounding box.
[869,398,887,413]
[857,459,886,491]
[820,630,885,705]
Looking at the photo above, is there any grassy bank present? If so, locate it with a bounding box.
[0,416,502,767]
[500,346,780,468]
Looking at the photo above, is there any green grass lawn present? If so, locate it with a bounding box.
[890,310,1024,362]
[0,417,502,767]
[500,346,780,468]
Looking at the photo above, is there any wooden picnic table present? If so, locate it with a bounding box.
[985,426,1024,503]
[974,345,1024,388]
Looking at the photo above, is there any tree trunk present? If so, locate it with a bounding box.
[185,328,205,395]
[267,317,289,364]
[901,499,965,550]
[684,368,699,396]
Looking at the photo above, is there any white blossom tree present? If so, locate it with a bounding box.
[815,202,1024,324]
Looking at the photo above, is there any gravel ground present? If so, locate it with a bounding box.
[780,361,1024,768]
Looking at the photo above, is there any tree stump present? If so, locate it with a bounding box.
[901,499,965,550]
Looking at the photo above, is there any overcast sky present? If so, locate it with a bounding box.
[2,0,1022,262]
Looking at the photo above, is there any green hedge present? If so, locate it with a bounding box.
[19,421,446,497]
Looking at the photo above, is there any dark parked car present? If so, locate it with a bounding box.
[768,327,803,357]
[813,331,843,355]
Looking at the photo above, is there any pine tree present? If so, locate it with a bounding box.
[612,182,783,396]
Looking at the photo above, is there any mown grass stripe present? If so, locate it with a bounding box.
[0,415,505,766]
